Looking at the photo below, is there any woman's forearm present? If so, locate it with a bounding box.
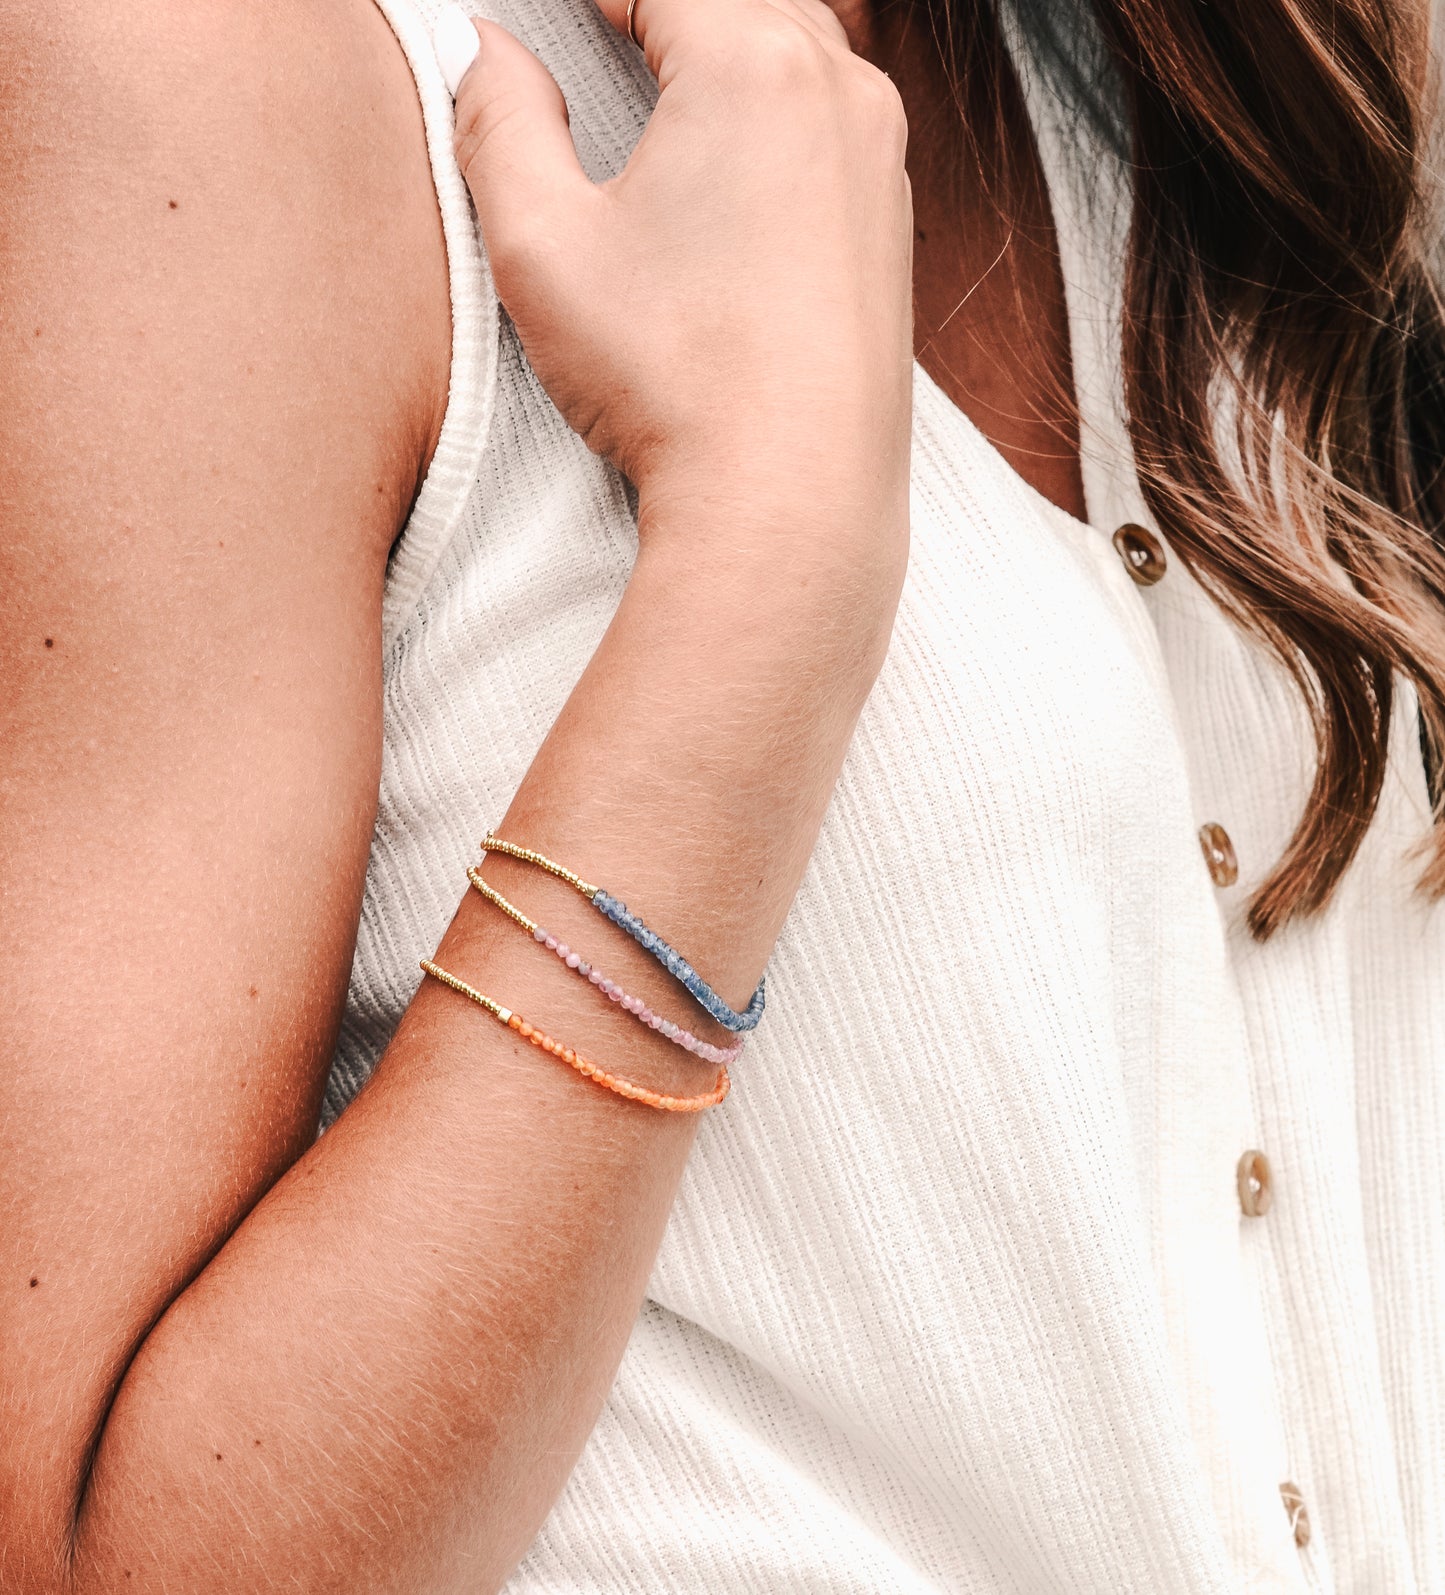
[1,0,910,1587]
[70,523,903,1595]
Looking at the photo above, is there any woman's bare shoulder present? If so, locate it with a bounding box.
[0,0,452,548]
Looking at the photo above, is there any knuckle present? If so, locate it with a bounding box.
[492,224,545,291]
[736,18,830,95]
[480,215,530,285]
[792,0,849,47]
[852,64,908,145]
[452,90,518,188]
[484,211,552,300]
[453,67,571,183]
[451,88,489,176]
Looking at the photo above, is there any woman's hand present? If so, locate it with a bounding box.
[446,0,913,552]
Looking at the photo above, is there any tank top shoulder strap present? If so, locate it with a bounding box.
[371,0,500,650]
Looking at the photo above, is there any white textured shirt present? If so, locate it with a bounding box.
[332,2,1445,1587]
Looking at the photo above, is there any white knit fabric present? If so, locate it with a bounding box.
[337,3,1445,1588]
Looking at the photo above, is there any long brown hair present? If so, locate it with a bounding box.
[931,0,1445,936]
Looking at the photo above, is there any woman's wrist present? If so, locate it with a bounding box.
[635,438,910,559]
[629,489,908,651]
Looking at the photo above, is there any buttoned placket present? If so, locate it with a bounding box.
[1110,518,1316,1581]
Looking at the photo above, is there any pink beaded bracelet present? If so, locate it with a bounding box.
[467,867,745,1068]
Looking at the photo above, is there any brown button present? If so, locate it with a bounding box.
[1112,523,1167,585]
[1198,822,1239,887]
[1237,1150,1274,1218]
[1280,1481,1311,1548]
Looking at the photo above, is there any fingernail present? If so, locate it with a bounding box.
[434,4,481,97]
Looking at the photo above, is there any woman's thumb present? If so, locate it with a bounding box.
[435,7,590,254]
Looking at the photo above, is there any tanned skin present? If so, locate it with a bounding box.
[0,0,1075,1589]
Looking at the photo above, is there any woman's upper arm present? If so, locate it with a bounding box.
[0,0,449,1565]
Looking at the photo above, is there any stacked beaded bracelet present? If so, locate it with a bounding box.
[468,869,744,1067]
[419,959,730,1112]
[481,833,766,1033]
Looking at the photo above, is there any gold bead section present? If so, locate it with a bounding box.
[420,958,510,1021]
[419,960,730,1113]
[481,834,599,900]
[467,868,537,933]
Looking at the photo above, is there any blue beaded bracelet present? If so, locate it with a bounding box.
[480,833,767,1033]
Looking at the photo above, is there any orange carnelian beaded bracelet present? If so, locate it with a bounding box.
[419,959,730,1113]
